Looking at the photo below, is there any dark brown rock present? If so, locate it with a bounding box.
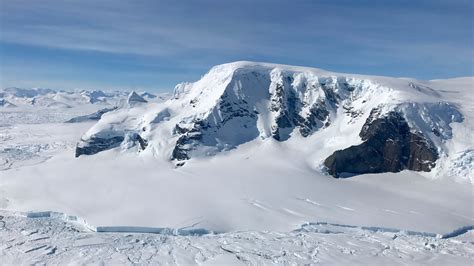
[324,110,438,177]
[75,136,124,157]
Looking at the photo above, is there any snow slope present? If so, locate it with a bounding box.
[2,139,471,234]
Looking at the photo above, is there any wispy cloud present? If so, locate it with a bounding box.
[1,0,280,56]
[1,0,472,90]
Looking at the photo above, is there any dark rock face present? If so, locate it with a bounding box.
[324,110,438,177]
[171,80,261,161]
[170,76,347,161]
[270,81,297,141]
[66,107,116,123]
[171,137,191,161]
[270,82,336,141]
[215,91,258,127]
[135,134,148,150]
[125,132,148,150]
[298,102,330,137]
[75,132,148,157]
[171,120,207,161]
[0,98,16,107]
[75,136,124,157]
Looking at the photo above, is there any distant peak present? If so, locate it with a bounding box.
[127,91,147,104]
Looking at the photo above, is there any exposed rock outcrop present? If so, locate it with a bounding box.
[75,136,125,157]
[268,75,335,140]
[66,107,117,123]
[171,120,208,161]
[324,109,439,177]
[75,131,148,157]
[0,98,16,108]
[170,70,343,160]
[121,132,148,151]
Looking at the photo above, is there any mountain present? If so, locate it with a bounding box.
[1,87,123,108]
[0,87,162,109]
[0,98,16,107]
[75,61,472,180]
[126,91,148,106]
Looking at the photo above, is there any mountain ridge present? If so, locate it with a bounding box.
[74,61,472,181]
[0,87,164,108]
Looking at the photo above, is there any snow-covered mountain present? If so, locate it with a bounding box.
[75,61,473,181]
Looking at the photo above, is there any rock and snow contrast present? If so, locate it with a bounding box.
[76,61,472,180]
[1,62,473,264]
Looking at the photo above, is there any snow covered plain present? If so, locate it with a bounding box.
[0,64,473,264]
[1,210,473,265]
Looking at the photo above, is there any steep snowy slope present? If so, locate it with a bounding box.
[76,61,470,180]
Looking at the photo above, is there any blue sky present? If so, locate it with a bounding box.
[1,0,472,91]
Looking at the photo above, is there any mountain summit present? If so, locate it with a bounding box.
[127,91,148,105]
[74,61,471,180]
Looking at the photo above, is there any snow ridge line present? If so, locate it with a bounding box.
[24,211,473,238]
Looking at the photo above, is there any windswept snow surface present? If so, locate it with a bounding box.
[2,141,472,234]
[0,63,473,264]
[1,211,473,265]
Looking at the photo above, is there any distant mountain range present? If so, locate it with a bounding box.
[0,87,168,109]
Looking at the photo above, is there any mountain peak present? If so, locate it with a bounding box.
[127,91,147,104]
[210,61,327,72]
[75,62,470,181]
